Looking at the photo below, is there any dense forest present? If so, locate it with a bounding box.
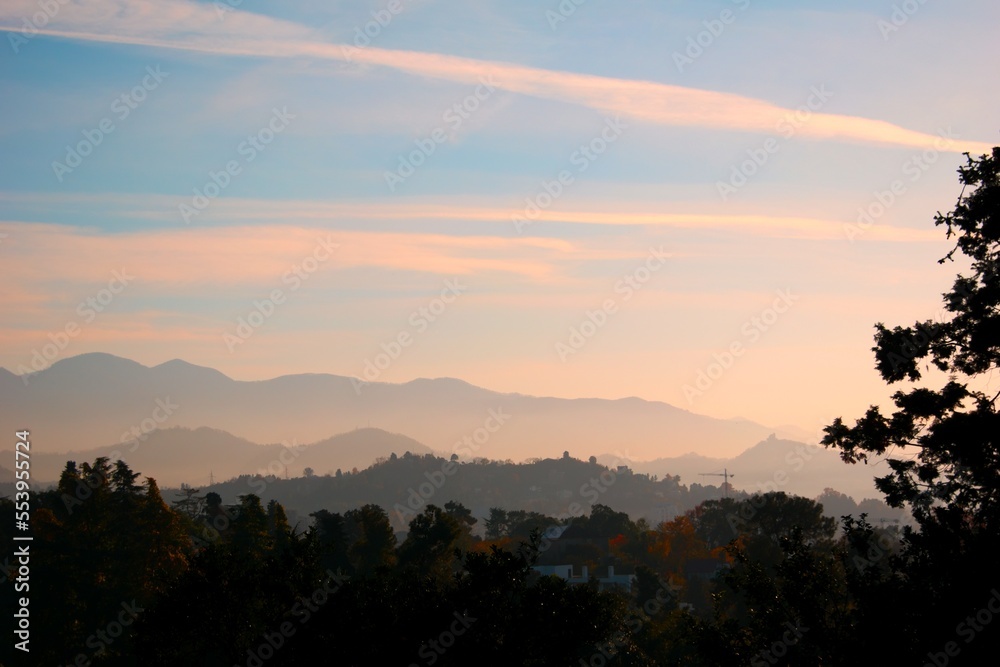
[0,459,923,665]
[1,148,998,665]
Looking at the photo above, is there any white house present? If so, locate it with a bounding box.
[531,564,635,592]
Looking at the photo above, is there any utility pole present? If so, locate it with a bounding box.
[699,468,735,499]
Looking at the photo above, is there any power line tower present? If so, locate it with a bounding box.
[700,468,735,499]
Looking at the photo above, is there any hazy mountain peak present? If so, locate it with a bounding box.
[45,351,148,375]
[153,358,222,372]
[312,426,431,451]
[401,376,490,394]
[1,351,784,463]
[151,358,232,383]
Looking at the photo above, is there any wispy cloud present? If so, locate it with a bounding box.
[1,0,991,153]
[0,221,573,287]
[2,191,943,242]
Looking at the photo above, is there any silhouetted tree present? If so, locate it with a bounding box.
[485,507,509,540]
[398,504,465,583]
[823,147,1000,662]
[231,493,270,555]
[171,483,204,519]
[345,504,397,574]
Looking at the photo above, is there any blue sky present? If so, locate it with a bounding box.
[1,0,997,438]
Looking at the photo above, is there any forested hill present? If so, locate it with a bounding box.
[185,452,902,532]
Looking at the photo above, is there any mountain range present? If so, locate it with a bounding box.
[5,425,432,488]
[2,352,794,459]
[0,353,886,499]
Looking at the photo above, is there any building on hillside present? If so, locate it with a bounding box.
[531,564,635,592]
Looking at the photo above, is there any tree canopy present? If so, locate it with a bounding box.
[823,148,1000,662]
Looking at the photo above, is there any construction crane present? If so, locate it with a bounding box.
[699,468,735,499]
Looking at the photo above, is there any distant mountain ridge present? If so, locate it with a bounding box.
[1,352,793,462]
[601,435,887,502]
[3,425,433,487]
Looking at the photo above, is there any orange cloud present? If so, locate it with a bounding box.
[0,221,594,300]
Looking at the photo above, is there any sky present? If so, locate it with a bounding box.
[1,0,997,435]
